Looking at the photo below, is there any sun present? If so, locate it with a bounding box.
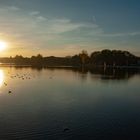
[0,41,7,51]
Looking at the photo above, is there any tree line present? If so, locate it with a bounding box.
[0,49,140,67]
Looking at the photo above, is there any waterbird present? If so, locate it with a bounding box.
[63,128,70,132]
[4,82,7,86]
[8,90,12,94]
[49,76,53,79]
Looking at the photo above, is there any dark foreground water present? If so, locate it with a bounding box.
[0,66,140,140]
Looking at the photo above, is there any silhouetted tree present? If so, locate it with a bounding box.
[79,50,89,66]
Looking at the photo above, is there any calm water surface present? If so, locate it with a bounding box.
[0,67,140,140]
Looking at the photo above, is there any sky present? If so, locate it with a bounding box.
[0,0,140,57]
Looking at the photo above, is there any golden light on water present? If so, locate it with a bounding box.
[0,70,4,87]
[0,40,7,52]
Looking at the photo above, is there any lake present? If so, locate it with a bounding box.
[0,66,140,140]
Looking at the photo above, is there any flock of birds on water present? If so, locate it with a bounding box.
[2,71,54,95]
[2,72,36,95]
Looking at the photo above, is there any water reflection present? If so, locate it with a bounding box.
[46,67,140,80]
[0,69,4,87]
[1,65,140,81]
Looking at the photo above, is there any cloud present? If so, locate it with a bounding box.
[0,5,20,12]
[0,6,101,44]
[46,19,83,34]
[103,32,140,37]
[0,5,140,56]
[8,6,19,11]
[92,16,96,23]
[30,11,40,16]
[37,16,47,22]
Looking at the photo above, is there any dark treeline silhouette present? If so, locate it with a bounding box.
[90,50,139,66]
[0,49,140,67]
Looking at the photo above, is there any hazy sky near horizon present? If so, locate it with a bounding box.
[0,0,140,57]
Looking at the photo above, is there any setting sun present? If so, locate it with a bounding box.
[0,41,7,51]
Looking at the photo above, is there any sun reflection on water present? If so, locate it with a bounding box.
[0,70,4,88]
